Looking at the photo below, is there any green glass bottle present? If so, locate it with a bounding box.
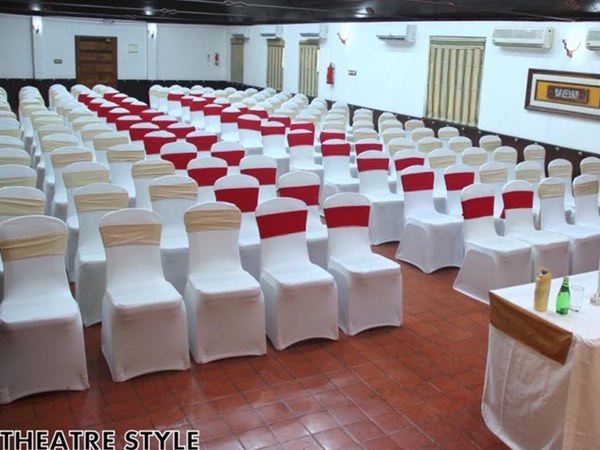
[555,276,571,315]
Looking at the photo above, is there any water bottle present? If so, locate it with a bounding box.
[555,277,571,315]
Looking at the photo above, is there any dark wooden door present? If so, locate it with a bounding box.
[75,36,118,88]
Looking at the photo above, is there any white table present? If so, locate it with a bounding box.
[482,271,600,450]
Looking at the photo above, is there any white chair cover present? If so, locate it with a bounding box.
[131,159,175,209]
[573,174,600,228]
[443,164,475,217]
[211,140,246,175]
[0,215,88,403]
[321,139,359,205]
[324,192,402,334]
[237,114,263,155]
[183,202,266,362]
[187,156,227,203]
[240,154,278,204]
[256,197,338,349]
[287,129,321,180]
[160,141,197,175]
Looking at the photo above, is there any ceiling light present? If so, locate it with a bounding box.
[144,7,154,16]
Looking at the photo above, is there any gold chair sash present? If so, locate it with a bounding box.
[51,151,93,168]
[0,128,22,139]
[63,170,110,188]
[81,127,112,142]
[525,149,545,160]
[72,117,101,132]
[382,131,406,144]
[0,156,30,166]
[581,162,600,175]
[417,141,441,153]
[0,177,36,188]
[480,168,507,183]
[0,140,24,150]
[480,139,501,152]
[462,153,486,165]
[41,136,79,153]
[107,149,145,163]
[37,127,71,142]
[494,152,516,163]
[93,134,129,151]
[516,169,541,183]
[100,223,161,247]
[132,162,175,178]
[353,130,378,141]
[573,180,599,197]
[75,192,129,212]
[0,231,66,261]
[185,209,241,233]
[0,197,45,216]
[428,155,455,169]
[538,182,565,199]
[149,182,198,201]
[548,165,572,177]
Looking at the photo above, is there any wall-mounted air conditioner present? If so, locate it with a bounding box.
[299,24,328,40]
[376,24,417,44]
[260,26,283,39]
[586,28,600,50]
[230,27,250,40]
[492,27,554,49]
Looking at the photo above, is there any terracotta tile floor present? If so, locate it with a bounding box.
[0,243,510,450]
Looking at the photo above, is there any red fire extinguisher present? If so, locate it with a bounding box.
[326,63,335,85]
[214,53,219,66]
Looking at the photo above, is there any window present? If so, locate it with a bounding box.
[426,37,485,126]
[298,41,319,97]
[230,38,244,84]
[266,39,284,91]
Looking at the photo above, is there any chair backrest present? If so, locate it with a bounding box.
[238,114,262,148]
[0,215,69,298]
[166,123,195,140]
[479,161,508,215]
[580,156,600,180]
[128,122,160,142]
[0,186,45,223]
[75,183,129,255]
[256,197,310,268]
[381,127,407,146]
[80,123,113,148]
[428,148,456,194]
[479,134,502,154]
[186,156,227,202]
[142,130,176,156]
[51,146,94,199]
[523,144,546,175]
[240,154,278,203]
[461,146,488,178]
[131,159,175,209]
[63,162,111,224]
[356,150,391,195]
[437,126,460,142]
[211,141,246,174]
[214,174,260,214]
[388,137,416,157]
[538,177,568,228]
[41,133,80,178]
[0,165,37,189]
[502,180,536,233]
[460,183,497,240]
[99,208,165,286]
[92,131,130,165]
[262,121,288,157]
[160,141,197,171]
[355,138,383,156]
[444,164,475,216]
[400,165,437,216]
[185,201,244,273]
[353,128,378,143]
[0,136,25,150]
[547,158,574,204]
[378,112,398,130]
[448,136,473,154]
[204,103,224,133]
[185,130,218,153]
[404,119,425,133]
[323,192,372,258]
[220,106,241,141]
[493,146,518,180]
[0,148,31,166]
[572,174,600,224]
[319,130,345,144]
[149,175,198,238]
[321,139,352,181]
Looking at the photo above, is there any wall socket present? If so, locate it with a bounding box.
[348,69,357,76]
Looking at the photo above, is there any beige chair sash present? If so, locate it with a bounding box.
[480,168,507,183]
[581,162,600,175]
[418,140,442,153]
[185,209,241,233]
[548,165,571,177]
[525,149,545,160]
[462,153,487,165]
[516,169,541,183]
[41,137,79,153]
[429,155,455,169]
[37,127,71,142]
[0,128,22,139]
[0,197,45,216]
[51,151,93,168]
[0,140,24,150]
[81,127,112,142]
[67,109,93,122]
[573,180,599,197]
[0,177,36,188]
[0,231,66,261]
[480,139,501,152]
[63,170,110,188]
[33,117,63,130]
[75,192,129,212]
[101,223,161,247]
[382,131,406,144]
[353,130,378,141]
[107,149,145,163]
[495,152,516,163]
[0,155,30,166]
[93,135,129,151]
[72,117,101,132]
[539,183,565,199]
[149,182,198,201]
[132,162,175,179]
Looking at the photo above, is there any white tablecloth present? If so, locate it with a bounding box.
[482,271,600,450]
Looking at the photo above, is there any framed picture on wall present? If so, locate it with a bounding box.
[525,69,600,120]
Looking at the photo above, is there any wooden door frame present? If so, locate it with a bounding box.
[75,35,118,88]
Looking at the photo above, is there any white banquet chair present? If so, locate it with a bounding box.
[131,159,175,210]
[106,143,145,206]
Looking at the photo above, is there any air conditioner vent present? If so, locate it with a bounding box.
[492,27,554,49]
[376,25,416,44]
[586,28,600,50]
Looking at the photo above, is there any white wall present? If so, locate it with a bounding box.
[0,14,33,78]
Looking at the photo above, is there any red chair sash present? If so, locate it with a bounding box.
[215,187,258,212]
[238,106,249,114]
[394,157,425,172]
[204,105,223,116]
[116,117,143,131]
[322,142,350,157]
[143,135,177,155]
[355,142,383,155]
[78,93,92,105]
[238,118,261,131]
[107,110,130,124]
[261,124,286,136]
[161,152,197,170]
[130,126,158,141]
[444,172,474,191]
[97,105,117,118]
[278,185,320,206]
[402,172,434,192]
[213,150,245,167]
[103,92,119,101]
[140,110,163,121]
[325,205,370,228]
[167,92,184,101]
[320,131,345,143]
[128,103,148,115]
[250,109,269,119]
[152,118,178,130]
[270,116,291,127]
[202,95,216,104]
[88,100,104,112]
[240,168,277,185]
[462,196,494,219]
[503,190,533,210]
[287,132,313,147]
[256,210,307,239]
[181,96,194,107]
[221,110,240,124]
[186,134,218,151]
[188,167,228,187]
[190,99,207,111]
[290,122,315,133]
[357,158,389,172]
[167,125,195,139]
